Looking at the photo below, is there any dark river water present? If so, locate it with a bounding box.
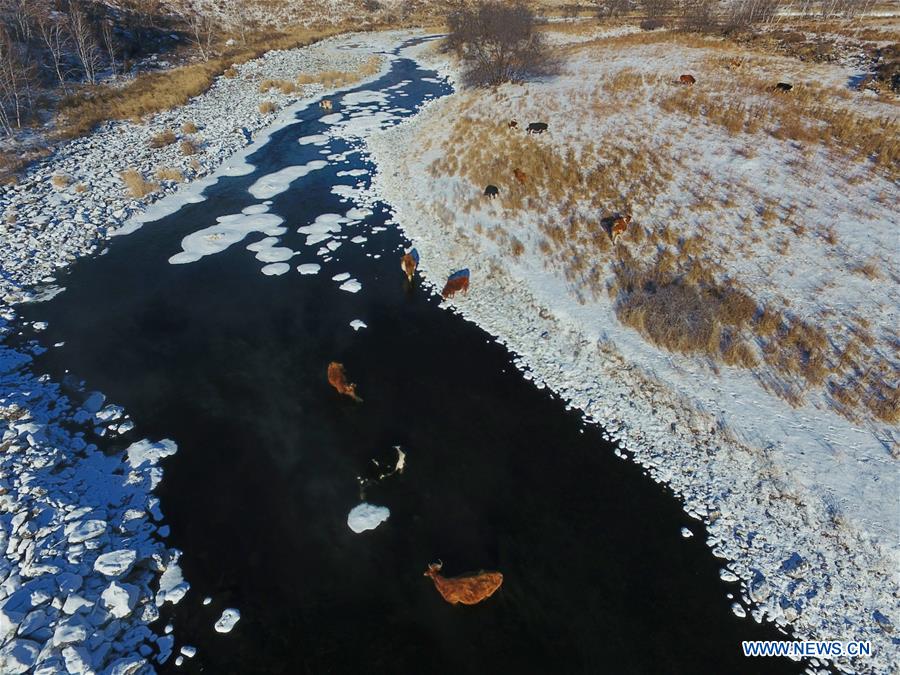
[18,39,803,674]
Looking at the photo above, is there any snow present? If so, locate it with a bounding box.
[364,33,900,675]
[338,279,362,293]
[101,582,138,619]
[169,212,285,265]
[297,263,321,275]
[261,263,291,276]
[126,438,178,469]
[93,549,137,577]
[347,503,390,533]
[213,608,241,634]
[332,272,351,281]
[156,553,190,607]
[350,320,367,331]
[247,160,328,199]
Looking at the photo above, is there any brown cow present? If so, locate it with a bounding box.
[327,362,362,402]
[679,74,696,85]
[400,250,418,282]
[513,168,528,184]
[508,120,518,129]
[320,99,333,110]
[610,214,631,242]
[424,561,503,606]
[441,269,470,299]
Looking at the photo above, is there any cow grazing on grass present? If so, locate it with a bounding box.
[513,168,528,184]
[484,184,499,198]
[610,214,631,242]
[424,561,503,606]
[508,120,518,129]
[401,248,419,282]
[320,99,333,110]
[441,269,470,299]
[679,74,696,85]
[526,122,548,134]
[774,82,793,93]
[327,362,362,402]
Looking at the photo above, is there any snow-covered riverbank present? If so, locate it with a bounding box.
[363,39,899,675]
[0,29,414,673]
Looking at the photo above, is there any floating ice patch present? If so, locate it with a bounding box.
[326,241,342,252]
[247,160,328,199]
[297,263,321,275]
[261,263,290,276]
[347,503,390,533]
[346,207,372,220]
[332,272,351,282]
[246,237,279,252]
[202,597,212,606]
[126,439,177,469]
[94,549,137,577]
[169,213,284,264]
[253,244,295,263]
[297,134,329,145]
[350,320,367,331]
[320,112,343,124]
[337,169,368,177]
[343,90,388,105]
[339,279,362,293]
[681,527,693,538]
[332,185,361,200]
[214,609,241,634]
[180,646,197,658]
[333,111,398,136]
[156,554,189,607]
[351,236,367,244]
[241,204,270,215]
[220,158,255,177]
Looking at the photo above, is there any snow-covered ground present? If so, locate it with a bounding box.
[0,29,413,674]
[363,35,899,675]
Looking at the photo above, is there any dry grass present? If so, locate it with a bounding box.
[155,167,184,182]
[180,139,200,156]
[181,121,199,134]
[296,55,383,89]
[51,174,71,189]
[56,24,351,139]
[259,79,298,94]
[74,183,87,193]
[119,169,158,199]
[259,100,277,114]
[149,129,177,148]
[223,67,238,78]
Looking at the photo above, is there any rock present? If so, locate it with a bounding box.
[93,549,137,577]
[0,639,41,673]
[101,582,138,619]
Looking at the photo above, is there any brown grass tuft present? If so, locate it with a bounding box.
[149,130,177,148]
[120,169,158,198]
[181,121,199,134]
[155,167,184,182]
[259,101,276,114]
[180,139,200,156]
[51,174,71,189]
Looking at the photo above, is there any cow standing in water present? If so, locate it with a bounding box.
[401,248,419,282]
[320,99,333,110]
[424,561,503,605]
[441,269,470,299]
[327,362,362,402]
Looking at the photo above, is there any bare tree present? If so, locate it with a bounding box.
[68,1,102,84]
[186,11,215,60]
[595,0,631,18]
[36,11,72,93]
[680,0,718,32]
[445,1,557,87]
[642,0,674,21]
[100,19,117,76]
[1,0,39,43]
[0,25,34,133]
[726,0,782,29]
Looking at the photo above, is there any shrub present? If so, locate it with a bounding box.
[444,1,558,87]
[259,100,276,114]
[149,129,177,148]
[180,139,200,155]
[51,174,71,189]
[156,167,184,182]
[120,169,158,198]
[640,18,665,30]
[181,121,199,133]
[223,67,238,78]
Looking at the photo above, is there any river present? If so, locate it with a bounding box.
[18,38,803,674]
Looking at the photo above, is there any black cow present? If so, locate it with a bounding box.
[774,82,793,92]
[526,122,548,134]
[484,185,499,198]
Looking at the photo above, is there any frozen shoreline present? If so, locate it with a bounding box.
[362,41,899,675]
[0,29,415,673]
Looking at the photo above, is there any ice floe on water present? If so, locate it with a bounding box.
[242,203,270,215]
[261,263,290,276]
[351,236,367,244]
[297,263,321,275]
[332,185,363,201]
[339,279,362,293]
[247,160,328,199]
[347,503,390,533]
[342,90,388,105]
[168,212,284,265]
[214,608,241,634]
[337,169,368,177]
[346,207,372,220]
[297,134,329,146]
[350,320,367,331]
[320,113,343,124]
[332,272,351,282]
